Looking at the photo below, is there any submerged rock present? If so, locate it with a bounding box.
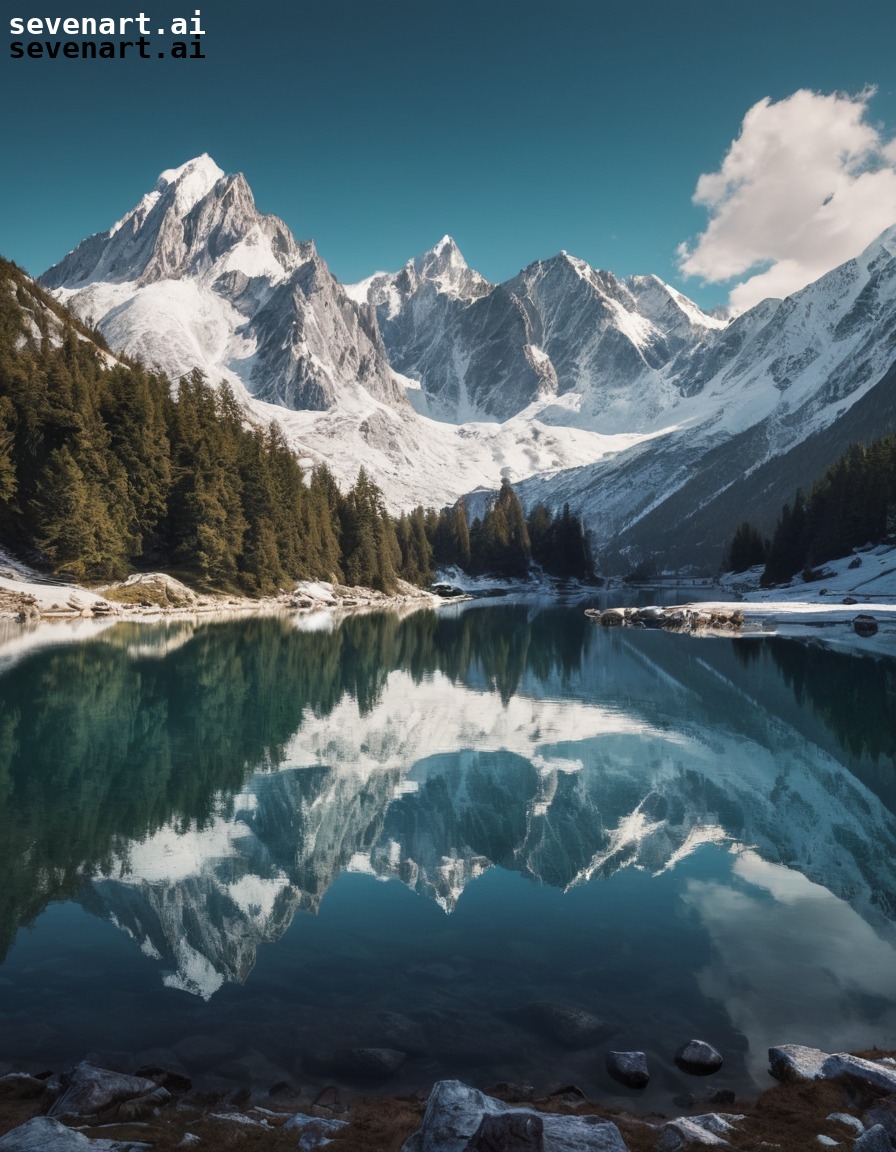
[524,1002,614,1049]
[605,1051,650,1089]
[331,1047,406,1079]
[674,1041,723,1076]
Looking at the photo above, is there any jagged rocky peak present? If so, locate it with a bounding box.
[43,154,303,290]
[348,235,491,314]
[406,234,490,299]
[626,273,728,334]
[39,156,404,414]
[154,153,226,214]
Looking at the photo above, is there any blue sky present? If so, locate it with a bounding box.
[3,0,895,310]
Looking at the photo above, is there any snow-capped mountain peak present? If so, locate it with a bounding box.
[156,153,226,213]
[37,157,896,569]
[626,273,728,334]
[409,234,489,299]
[42,158,403,413]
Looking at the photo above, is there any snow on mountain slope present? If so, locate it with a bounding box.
[42,161,642,504]
[348,241,724,427]
[43,156,404,413]
[517,225,896,569]
[38,156,896,559]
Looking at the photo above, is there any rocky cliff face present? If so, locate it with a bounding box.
[41,156,896,570]
[42,155,403,414]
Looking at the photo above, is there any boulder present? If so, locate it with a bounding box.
[768,1044,829,1082]
[0,1072,49,1099]
[655,1113,744,1150]
[674,1041,723,1076]
[401,1080,628,1152]
[0,1116,150,1150]
[133,1063,192,1095]
[605,1051,649,1089]
[854,1125,893,1151]
[864,1098,896,1142]
[462,1111,544,1151]
[820,1054,896,1094]
[853,614,879,638]
[525,1003,614,1048]
[47,1062,170,1121]
[285,1114,350,1151]
[825,1112,864,1135]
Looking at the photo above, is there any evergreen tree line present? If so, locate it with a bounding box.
[0,260,595,591]
[725,436,896,584]
[423,481,593,581]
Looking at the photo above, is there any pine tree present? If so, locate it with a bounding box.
[727,521,768,573]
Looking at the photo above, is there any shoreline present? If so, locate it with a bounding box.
[0,569,444,625]
[2,1044,895,1151]
[587,598,896,655]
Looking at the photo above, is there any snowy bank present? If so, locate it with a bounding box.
[594,545,896,654]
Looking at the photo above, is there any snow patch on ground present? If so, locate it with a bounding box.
[698,545,896,653]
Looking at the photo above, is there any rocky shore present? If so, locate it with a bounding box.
[0,569,440,625]
[586,599,896,652]
[586,605,746,634]
[2,1044,896,1151]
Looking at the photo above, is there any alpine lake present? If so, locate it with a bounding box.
[1,595,895,1113]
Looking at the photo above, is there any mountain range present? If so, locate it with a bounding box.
[40,155,896,573]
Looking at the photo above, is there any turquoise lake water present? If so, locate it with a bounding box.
[0,601,894,1110]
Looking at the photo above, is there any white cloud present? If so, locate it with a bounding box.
[678,88,896,313]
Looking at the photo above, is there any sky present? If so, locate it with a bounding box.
[2,0,896,312]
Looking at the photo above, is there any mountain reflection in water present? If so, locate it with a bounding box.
[0,603,894,1102]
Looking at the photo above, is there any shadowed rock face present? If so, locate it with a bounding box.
[359,242,721,425]
[39,158,896,572]
[41,157,403,414]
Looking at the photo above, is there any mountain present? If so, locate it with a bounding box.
[347,240,724,426]
[516,225,896,570]
[42,155,403,413]
[40,156,896,572]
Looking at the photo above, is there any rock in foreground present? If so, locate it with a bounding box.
[674,1040,723,1076]
[605,1051,650,1089]
[0,1116,149,1150]
[768,1044,828,1082]
[402,1080,627,1152]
